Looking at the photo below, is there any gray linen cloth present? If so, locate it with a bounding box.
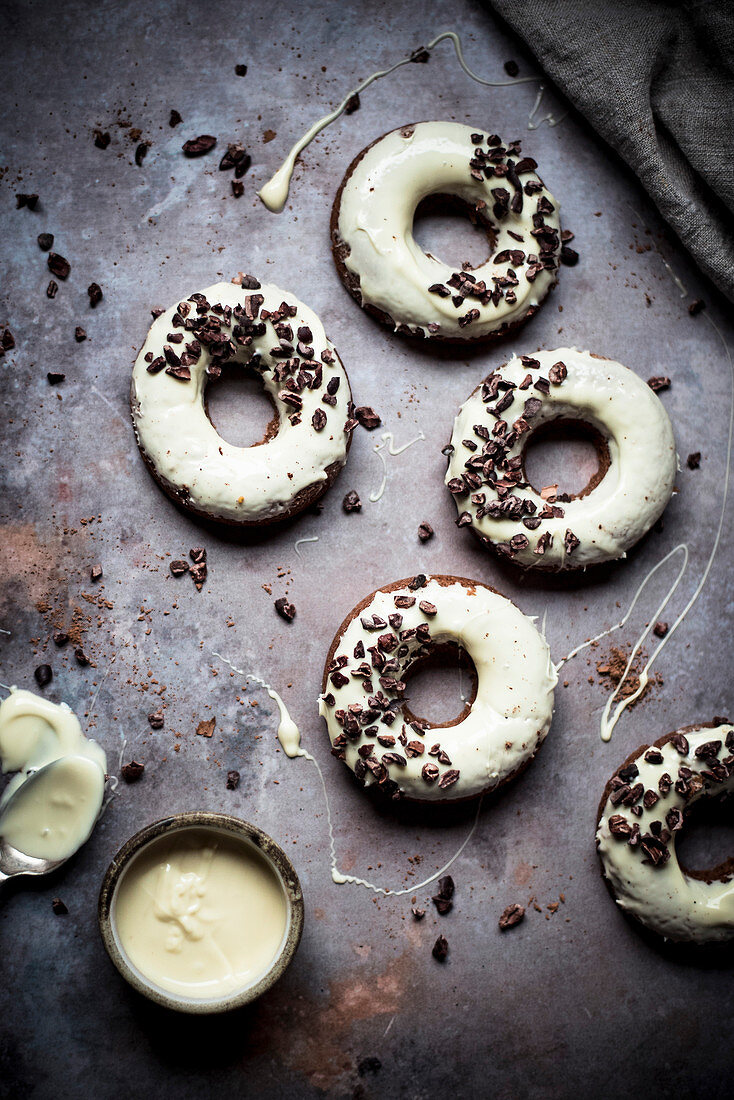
[487,0,734,300]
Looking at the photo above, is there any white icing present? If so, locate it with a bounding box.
[527,86,567,131]
[446,348,677,569]
[258,30,539,214]
[0,689,106,862]
[335,122,560,340]
[597,726,734,943]
[131,282,352,524]
[319,576,556,802]
[294,536,319,557]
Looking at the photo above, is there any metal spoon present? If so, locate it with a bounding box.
[0,756,102,885]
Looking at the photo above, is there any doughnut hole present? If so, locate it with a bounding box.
[676,793,734,882]
[401,642,477,729]
[523,418,610,501]
[204,363,279,448]
[412,194,496,271]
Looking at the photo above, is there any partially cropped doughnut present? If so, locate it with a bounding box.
[331,122,561,342]
[319,575,557,803]
[131,279,353,525]
[445,348,677,569]
[596,722,734,944]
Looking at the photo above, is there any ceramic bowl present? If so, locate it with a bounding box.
[98,811,304,1014]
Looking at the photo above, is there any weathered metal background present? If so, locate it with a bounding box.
[1,0,732,1096]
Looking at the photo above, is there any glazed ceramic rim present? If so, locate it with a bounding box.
[98,811,305,1014]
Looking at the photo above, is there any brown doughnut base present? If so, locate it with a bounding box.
[596,721,734,943]
[321,574,551,804]
[130,362,353,529]
[450,354,617,574]
[330,123,559,347]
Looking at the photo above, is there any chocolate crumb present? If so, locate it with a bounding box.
[235,64,248,77]
[48,253,70,279]
[121,760,145,782]
[74,326,87,343]
[560,246,579,266]
[169,110,183,127]
[343,490,362,513]
[411,906,426,920]
[74,647,90,666]
[504,59,519,77]
[344,92,361,115]
[226,770,241,790]
[34,664,52,688]
[46,280,58,299]
[53,631,68,646]
[653,621,669,637]
[231,180,244,198]
[37,232,54,251]
[88,282,103,308]
[647,376,671,393]
[357,1057,382,1077]
[688,298,705,316]
[196,718,216,738]
[148,708,164,730]
[417,521,434,542]
[355,406,381,430]
[51,897,68,915]
[169,559,189,577]
[432,934,449,961]
[686,452,701,469]
[47,372,65,385]
[90,563,103,582]
[94,130,111,149]
[275,596,296,622]
[410,47,430,63]
[182,135,217,157]
[16,193,39,210]
[134,142,149,166]
[499,903,525,930]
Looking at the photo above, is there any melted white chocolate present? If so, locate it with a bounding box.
[597,725,734,943]
[131,281,352,524]
[446,348,677,569]
[319,576,556,802]
[114,827,289,999]
[0,689,106,862]
[334,122,560,340]
[258,30,540,213]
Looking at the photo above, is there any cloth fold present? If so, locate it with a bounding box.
[487,0,734,300]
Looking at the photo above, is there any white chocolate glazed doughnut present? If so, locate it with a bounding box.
[131,280,353,525]
[445,348,677,569]
[331,122,561,342]
[596,724,734,944]
[318,575,557,803]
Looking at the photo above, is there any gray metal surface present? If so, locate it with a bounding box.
[1,1,732,1097]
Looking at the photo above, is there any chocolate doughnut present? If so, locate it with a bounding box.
[131,280,353,525]
[319,575,556,802]
[331,121,561,343]
[445,348,677,569]
[596,722,734,943]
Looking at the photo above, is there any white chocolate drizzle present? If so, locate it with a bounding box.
[258,30,539,213]
[294,536,319,557]
[557,315,733,741]
[527,86,568,131]
[212,651,483,896]
[369,430,425,503]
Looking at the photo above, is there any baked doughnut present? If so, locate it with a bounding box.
[331,122,561,343]
[445,348,677,569]
[131,280,353,525]
[319,575,556,802]
[596,722,734,943]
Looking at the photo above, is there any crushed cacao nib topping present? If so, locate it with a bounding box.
[182,134,217,157]
[647,375,671,393]
[274,596,296,622]
[498,903,524,930]
[669,733,689,755]
[563,529,580,555]
[432,934,449,961]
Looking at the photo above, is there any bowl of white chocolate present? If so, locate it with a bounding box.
[98,812,304,1013]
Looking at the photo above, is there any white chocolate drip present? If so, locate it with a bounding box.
[294,536,319,558]
[258,30,539,213]
[212,651,483,896]
[369,430,425,503]
[527,85,567,130]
